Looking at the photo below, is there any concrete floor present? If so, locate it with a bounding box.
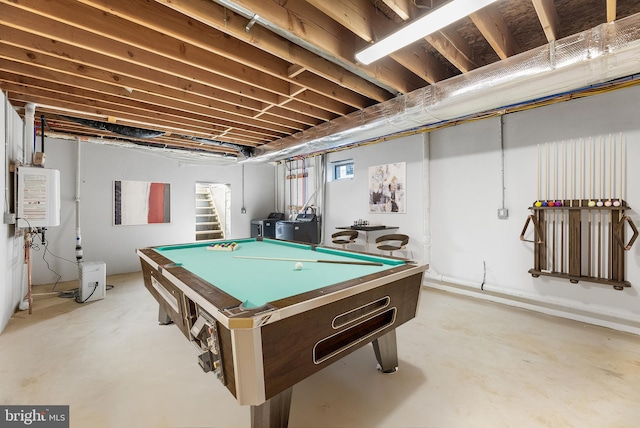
[1,272,639,428]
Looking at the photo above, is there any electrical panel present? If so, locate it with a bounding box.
[16,167,60,228]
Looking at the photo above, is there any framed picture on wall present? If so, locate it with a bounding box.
[113,180,171,225]
[368,162,406,213]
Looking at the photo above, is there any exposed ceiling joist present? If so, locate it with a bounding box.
[0,0,638,161]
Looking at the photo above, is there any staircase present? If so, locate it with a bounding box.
[195,185,224,241]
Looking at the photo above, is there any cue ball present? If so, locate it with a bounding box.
[294,262,303,270]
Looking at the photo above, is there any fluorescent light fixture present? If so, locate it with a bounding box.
[355,0,499,65]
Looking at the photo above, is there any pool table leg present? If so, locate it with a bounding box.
[372,329,399,373]
[158,306,172,325]
[250,387,293,428]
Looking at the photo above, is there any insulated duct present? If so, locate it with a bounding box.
[62,116,252,158]
[248,14,640,162]
[43,132,239,166]
[178,135,254,158]
[62,116,165,139]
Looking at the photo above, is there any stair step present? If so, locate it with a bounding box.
[195,230,224,236]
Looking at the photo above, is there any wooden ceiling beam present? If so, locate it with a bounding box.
[379,0,413,21]
[10,92,265,148]
[607,0,617,22]
[80,0,370,113]
[0,24,332,129]
[0,5,282,105]
[0,67,286,139]
[80,0,371,112]
[308,0,451,84]
[532,0,560,42]
[154,0,391,104]
[208,0,425,94]
[426,28,481,73]
[3,80,274,145]
[0,1,342,124]
[0,37,309,133]
[0,1,296,100]
[470,4,521,60]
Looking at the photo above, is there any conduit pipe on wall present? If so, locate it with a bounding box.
[75,137,83,262]
[248,14,640,162]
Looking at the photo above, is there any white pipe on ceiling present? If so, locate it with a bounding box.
[23,103,36,164]
[43,132,238,166]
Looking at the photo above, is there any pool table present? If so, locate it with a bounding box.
[137,237,426,427]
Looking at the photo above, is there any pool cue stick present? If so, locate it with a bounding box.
[597,136,603,207]
[560,140,565,273]
[579,139,584,276]
[614,132,622,207]
[544,143,549,203]
[618,133,623,211]
[588,138,593,276]
[544,142,550,266]
[605,134,613,207]
[598,136,603,278]
[551,142,556,271]
[233,255,384,266]
[544,142,549,206]
[580,139,583,208]
[536,143,541,206]
[606,135,613,278]
[614,133,624,282]
[570,140,573,208]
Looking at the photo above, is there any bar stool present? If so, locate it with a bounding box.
[331,230,359,249]
[375,234,409,256]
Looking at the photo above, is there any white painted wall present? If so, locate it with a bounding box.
[30,138,276,284]
[4,84,640,335]
[324,85,640,334]
[324,134,427,261]
[1,91,26,332]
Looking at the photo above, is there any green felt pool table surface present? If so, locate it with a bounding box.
[153,238,405,308]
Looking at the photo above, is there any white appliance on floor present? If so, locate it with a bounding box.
[78,261,106,303]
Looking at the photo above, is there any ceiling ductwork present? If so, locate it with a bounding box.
[63,116,165,139]
[62,116,253,158]
[247,14,640,163]
[45,132,239,166]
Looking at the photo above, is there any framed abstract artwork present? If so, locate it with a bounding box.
[113,180,171,225]
[368,162,406,213]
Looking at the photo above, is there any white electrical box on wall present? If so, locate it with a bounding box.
[16,166,60,228]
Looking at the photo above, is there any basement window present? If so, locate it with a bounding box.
[332,160,354,181]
